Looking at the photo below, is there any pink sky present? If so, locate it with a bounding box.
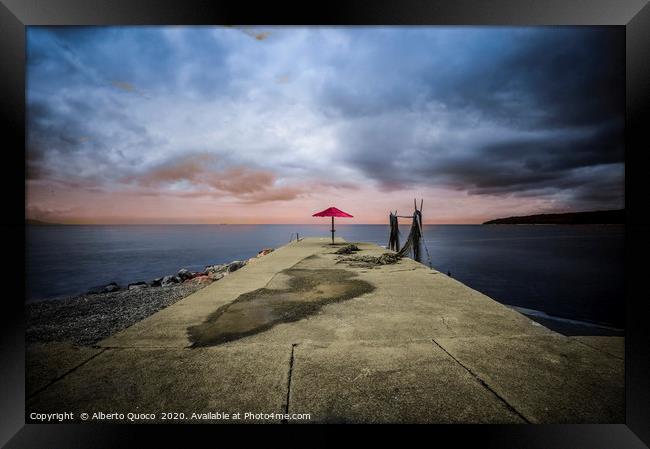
[26,178,566,225]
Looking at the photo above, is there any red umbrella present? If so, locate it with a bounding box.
[312,207,353,244]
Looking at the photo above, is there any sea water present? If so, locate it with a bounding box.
[26,224,624,330]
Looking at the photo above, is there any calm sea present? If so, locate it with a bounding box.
[26,224,624,329]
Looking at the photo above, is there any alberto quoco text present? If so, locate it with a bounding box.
[29,411,312,422]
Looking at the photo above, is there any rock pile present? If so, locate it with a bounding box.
[87,282,121,294]
[85,249,275,295]
[204,259,246,281]
[29,247,278,346]
[128,281,147,290]
[245,248,275,265]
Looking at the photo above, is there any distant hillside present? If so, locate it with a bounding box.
[483,209,625,225]
[26,219,58,225]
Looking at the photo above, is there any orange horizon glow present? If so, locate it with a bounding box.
[26,178,576,225]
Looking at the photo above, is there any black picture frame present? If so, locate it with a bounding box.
[1,0,648,447]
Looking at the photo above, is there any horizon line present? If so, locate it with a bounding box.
[26,222,483,226]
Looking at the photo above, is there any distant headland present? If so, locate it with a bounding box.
[483,209,625,225]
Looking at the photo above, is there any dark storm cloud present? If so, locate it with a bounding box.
[334,27,624,210]
[26,26,625,212]
[454,28,624,130]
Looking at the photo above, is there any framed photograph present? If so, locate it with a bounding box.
[2,0,649,447]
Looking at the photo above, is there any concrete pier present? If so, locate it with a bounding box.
[27,238,624,423]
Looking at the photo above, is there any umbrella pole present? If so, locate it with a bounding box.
[331,216,335,244]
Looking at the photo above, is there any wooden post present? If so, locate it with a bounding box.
[331,216,335,244]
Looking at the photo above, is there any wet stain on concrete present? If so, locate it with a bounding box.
[187,265,375,347]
